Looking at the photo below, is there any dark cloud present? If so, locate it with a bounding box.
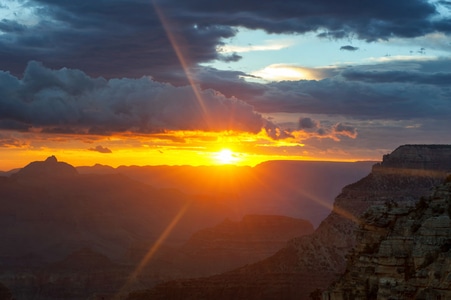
[88,145,112,154]
[0,0,236,80]
[218,53,242,62]
[0,120,31,131]
[0,62,284,138]
[195,67,268,100]
[165,0,444,41]
[242,59,451,121]
[0,20,27,34]
[294,117,357,141]
[317,128,327,136]
[342,69,451,85]
[298,117,318,130]
[1,0,450,81]
[333,123,357,138]
[438,1,451,6]
[340,45,359,51]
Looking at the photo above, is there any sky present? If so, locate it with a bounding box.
[1,0,451,169]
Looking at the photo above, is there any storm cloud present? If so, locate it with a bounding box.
[342,69,451,85]
[243,65,451,121]
[1,0,451,160]
[0,62,277,136]
[299,117,318,130]
[0,0,450,81]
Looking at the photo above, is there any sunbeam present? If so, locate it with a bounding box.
[151,0,211,129]
[115,200,191,299]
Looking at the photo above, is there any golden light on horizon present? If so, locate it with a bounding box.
[0,128,373,172]
[214,149,239,165]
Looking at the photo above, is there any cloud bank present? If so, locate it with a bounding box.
[0,62,278,137]
[0,0,449,81]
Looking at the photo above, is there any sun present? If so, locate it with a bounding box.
[214,149,238,165]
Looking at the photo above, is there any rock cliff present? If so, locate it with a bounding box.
[376,144,451,171]
[129,145,451,300]
[326,177,451,299]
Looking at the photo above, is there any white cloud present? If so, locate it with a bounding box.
[217,39,295,53]
[365,55,438,63]
[251,64,335,82]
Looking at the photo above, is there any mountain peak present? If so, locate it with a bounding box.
[45,155,58,163]
[12,156,78,180]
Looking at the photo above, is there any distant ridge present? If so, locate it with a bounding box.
[11,155,78,179]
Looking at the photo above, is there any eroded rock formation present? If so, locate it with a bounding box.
[326,178,451,299]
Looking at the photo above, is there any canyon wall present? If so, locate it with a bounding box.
[326,177,451,299]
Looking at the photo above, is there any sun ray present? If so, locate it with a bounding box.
[115,201,191,298]
[151,1,211,129]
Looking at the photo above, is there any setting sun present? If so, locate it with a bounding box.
[214,149,239,165]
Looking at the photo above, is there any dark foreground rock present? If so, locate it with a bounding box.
[326,177,451,299]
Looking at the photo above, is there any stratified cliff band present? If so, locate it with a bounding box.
[326,176,451,299]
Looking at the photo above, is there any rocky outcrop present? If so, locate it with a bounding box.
[129,145,451,300]
[326,179,451,299]
[376,144,451,171]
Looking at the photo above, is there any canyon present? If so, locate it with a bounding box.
[0,156,369,299]
[1,145,450,299]
[128,145,451,299]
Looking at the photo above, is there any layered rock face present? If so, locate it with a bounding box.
[130,145,451,300]
[377,144,451,171]
[326,179,451,299]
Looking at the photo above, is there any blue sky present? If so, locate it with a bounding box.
[208,27,451,81]
[0,0,451,168]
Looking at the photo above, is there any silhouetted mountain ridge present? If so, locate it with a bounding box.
[77,160,375,227]
[12,155,78,180]
[0,158,236,264]
[2,156,353,299]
